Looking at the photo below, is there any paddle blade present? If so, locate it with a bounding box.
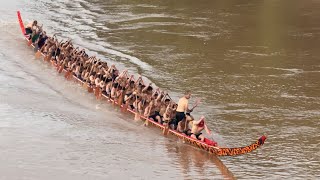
[95,87,101,99]
[144,119,149,126]
[98,91,102,99]
[35,51,41,59]
[163,126,169,136]
[134,112,140,121]
[68,72,72,79]
[112,98,115,106]
[64,71,71,80]
[194,98,201,106]
[118,95,123,107]
[121,103,128,112]
[83,82,87,88]
[191,98,201,110]
[88,87,93,93]
[51,60,56,67]
[45,55,51,62]
[33,45,39,52]
[56,64,60,71]
[58,66,63,73]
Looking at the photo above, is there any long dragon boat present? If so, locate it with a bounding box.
[17,11,266,156]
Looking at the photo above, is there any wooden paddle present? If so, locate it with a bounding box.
[27,39,32,46]
[163,124,170,135]
[143,103,151,127]
[117,71,130,107]
[35,50,41,59]
[117,90,124,107]
[98,86,102,99]
[144,117,149,126]
[95,85,101,99]
[121,92,130,112]
[121,100,129,112]
[64,69,72,80]
[82,81,88,89]
[134,111,140,121]
[58,64,64,73]
[82,64,90,88]
[87,73,96,93]
[190,98,201,112]
[133,95,141,121]
[83,80,88,89]
[112,80,121,106]
[52,40,63,61]
[88,86,93,93]
[101,75,108,100]
[45,53,52,62]
[87,81,94,93]
[163,102,173,136]
[112,90,117,106]
[55,61,61,71]
[65,60,78,80]
[121,76,135,112]
[84,62,95,89]
[33,44,39,53]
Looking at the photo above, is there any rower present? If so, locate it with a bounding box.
[74,63,81,78]
[124,80,135,101]
[104,78,112,96]
[25,20,38,35]
[115,85,124,103]
[94,76,100,87]
[153,91,163,123]
[124,91,136,110]
[37,31,48,49]
[159,98,170,118]
[99,77,105,90]
[30,25,42,44]
[162,104,172,126]
[173,90,192,129]
[190,116,211,142]
[142,83,153,105]
[169,103,177,129]
[133,94,142,112]
[179,112,194,135]
[110,83,118,99]
[89,72,96,86]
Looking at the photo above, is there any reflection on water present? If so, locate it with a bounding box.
[165,140,236,180]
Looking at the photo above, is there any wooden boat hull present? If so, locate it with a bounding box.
[17,11,266,156]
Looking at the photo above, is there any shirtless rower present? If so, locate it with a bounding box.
[162,101,173,126]
[104,78,113,96]
[190,116,211,142]
[37,31,48,49]
[173,90,192,129]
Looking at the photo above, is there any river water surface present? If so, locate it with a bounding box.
[0,0,319,179]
